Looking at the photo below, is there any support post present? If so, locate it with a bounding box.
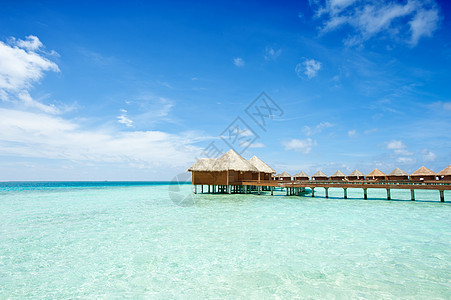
[208,185,210,193]
[194,185,197,194]
[311,187,315,197]
[440,190,444,202]
[363,188,367,200]
[325,188,329,198]
[411,189,415,201]
[228,185,231,194]
[201,185,203,193]
[286,187,289,196]
[271,186,274,196]
[258,186,261,195]
[343,188,347,199]
[386,189,391,200]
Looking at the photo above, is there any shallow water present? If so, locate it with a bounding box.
[0,182,450,298]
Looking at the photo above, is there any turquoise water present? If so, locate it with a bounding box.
[0,182,450,298]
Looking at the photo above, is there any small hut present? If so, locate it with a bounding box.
[438,164,451,181]
[293,171,309,181]
[330,170,346,180]
[211,149,258,184]
[311,171,328,181]
[387,168,409,181]
[248,155,276,181]
[367,169,387,181]
[410,166,437,181]
[187,158,218,185]
[347,169,365,180]
[275,171,292,181]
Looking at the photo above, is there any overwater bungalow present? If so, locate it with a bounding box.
[330,170,346,180]
[248,155,276,181]
[410,166,437,181]
[347,169,365,180]
[312,171,328,180]
[293,171,309,181]
[367,169,387,181]
[188,149,258,186]
[276,171,292,181]
[438,165,451,181]
[387,168,409,181]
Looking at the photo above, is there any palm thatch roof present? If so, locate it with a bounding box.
[312,171,327,177]
[367,168,386,177]
[187,158,217,171]
[330,170,346,177]
[348,169,365,177]
[294,171,309,177]
[278,171,291,177]
[438,164,451,176]
[388,167,409,176]
[411,166,436,176]
[211,149,258,172]
[248,156,276,174]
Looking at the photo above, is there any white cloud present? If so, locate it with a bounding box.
[348,129,356,137]
[283,138,315,154]
[303,121,334,136]
[233,57,245,67]
[240,141,265,148]
[421,149,436,162]
[295,59,322,79]
[117,114,134,127]
[387,139,413,155]
[0,108,200,168]
[310,0,441,46]
[397,157,415,164]
[264,47,282,61]
[0,35,60,113]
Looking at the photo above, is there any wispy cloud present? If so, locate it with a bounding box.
[117,109,134,127]
[303,121,334,137]
[310,0,441,46]
[233,57,245,67]
[295,58,322,79]
[264,47,282,61]
[387,139,413,156]
[283,138,315,154]
[348,129,356,137]
[421,149,436,162]
[0,35,60,113]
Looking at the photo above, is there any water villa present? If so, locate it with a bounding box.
[188,150,450,202]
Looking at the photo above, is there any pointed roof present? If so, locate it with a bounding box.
[312,171,327,177]
[330,170,346,177]
[367,168,386,177]
[411,166,436,176]
[294,171,309,177]
[211,149,258,172]
[438,164,451,176]
[348,169,365,177]
[187,158,216,171]
[278,171,291,177]
[388,167,409,176]
[248,156,276,174]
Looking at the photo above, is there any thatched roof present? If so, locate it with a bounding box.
[211,149,258,172]
[294,171,309,177]
[438,164,451,176]
[248,156,276,174]
[187,158,216,171]
[367,168,386,177]
[312,171,327,177]
[330,170,346,177]
[388,167,409,176]
[411,166,436,176]
[278,171,291,177]
[348,169,365,177]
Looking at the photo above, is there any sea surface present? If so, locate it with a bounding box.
[0,181,450,299]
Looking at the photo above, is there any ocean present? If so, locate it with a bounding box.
[0,182,450,298]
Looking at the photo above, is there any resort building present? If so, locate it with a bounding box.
[367,169,387,181]
[248,155,276,181]
[387,168,409,181]
[276,171,292,181]
[330,170,346,180]
[311,171,328,180]
[293,171,309,181]
[410,166,437,181]
[438,165,451,181]
[347,169,365,180]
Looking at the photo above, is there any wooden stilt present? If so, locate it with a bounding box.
[194,185,197,194]
[201,185,203,193]
[271,186,274,196]
[208,185,210,193]
[363,188,367,199]
[325,187,329,198]
[311,187,315,197]
[258,186,261,195]
[411,189,415,201]
[228,185,231,194]
[440,190,444,202]
[343,188,347,199]
[386,188,391,200]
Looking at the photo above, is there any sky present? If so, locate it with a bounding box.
[0,0,450,181]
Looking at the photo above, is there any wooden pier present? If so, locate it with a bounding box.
[193,180,451,202]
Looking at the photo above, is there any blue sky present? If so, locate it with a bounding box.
[0,0,450,180]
